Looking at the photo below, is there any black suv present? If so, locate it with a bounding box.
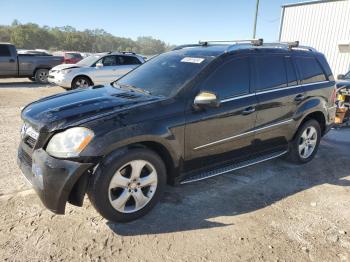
[17,39,336,222]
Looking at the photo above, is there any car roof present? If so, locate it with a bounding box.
[171,42,319,58]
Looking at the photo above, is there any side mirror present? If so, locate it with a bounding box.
[337,74,345,80]
[194,91,220,109]
[96,62,103,69]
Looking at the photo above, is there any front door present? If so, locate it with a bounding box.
[93,55,119,84]
[184,55,257,171]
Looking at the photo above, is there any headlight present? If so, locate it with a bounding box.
[46,127,94,158]
[60,69,72,75]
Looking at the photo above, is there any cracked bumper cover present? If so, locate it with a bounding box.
[17,146,93,214]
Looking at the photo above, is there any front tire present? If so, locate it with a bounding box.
[286,119,321,164]
[88,148,166,223]
[71,76,92,89]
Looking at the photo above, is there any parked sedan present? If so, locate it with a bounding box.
[48,52,145,89]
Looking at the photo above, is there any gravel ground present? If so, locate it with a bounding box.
[0,79,349,262]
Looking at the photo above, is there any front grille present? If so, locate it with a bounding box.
[18,147,32,168]
[25,136,37,148]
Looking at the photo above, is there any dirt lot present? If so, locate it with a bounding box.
[0,79,349,262]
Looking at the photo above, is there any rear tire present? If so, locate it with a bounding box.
[34,69,49,83]
[286,119,321,164]
[88,148,166,223]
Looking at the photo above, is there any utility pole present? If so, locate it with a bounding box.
[253,0,260,38]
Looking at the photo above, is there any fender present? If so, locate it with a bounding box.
[103,134,182,169]
[83,119,185,172]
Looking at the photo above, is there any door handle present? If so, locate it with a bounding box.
[294,94,305,102]
[242,106,255,115]
[9,59,15,63]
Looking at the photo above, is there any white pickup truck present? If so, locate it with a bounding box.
[0,43,64,83]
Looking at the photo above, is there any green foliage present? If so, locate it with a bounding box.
[0,20,173,55]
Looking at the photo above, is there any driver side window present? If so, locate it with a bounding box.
[97,55,118,67]
[200,56,250,99]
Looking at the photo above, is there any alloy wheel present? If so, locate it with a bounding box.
[75,78,89,88]
[39,71,48,82]
[108,160,158,213]
[298,126,318,159]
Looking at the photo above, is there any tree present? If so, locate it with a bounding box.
[136,36,167,55]
[0,20,169,55]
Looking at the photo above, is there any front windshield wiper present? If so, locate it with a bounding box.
[115,83,151,95]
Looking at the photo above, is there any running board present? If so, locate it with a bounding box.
[180,150,288,184]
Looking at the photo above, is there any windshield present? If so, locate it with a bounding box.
[77,55,103,66]
[116,52,214,97]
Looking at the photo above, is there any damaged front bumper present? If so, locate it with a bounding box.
[17,142,94,214]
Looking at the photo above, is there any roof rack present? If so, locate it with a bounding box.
[172,39,316,52]
[120,51,136,55]
[199,38,264,46]
[172,44,203,51]
[263,41,316,51]
[172,39,263,51]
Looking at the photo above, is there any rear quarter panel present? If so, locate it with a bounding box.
[297,81,336,128]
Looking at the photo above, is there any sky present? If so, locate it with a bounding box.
[0,0,307,45]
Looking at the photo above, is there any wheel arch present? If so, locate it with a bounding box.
[33,67,51,76]
[127,141,178,184]
[296,111,326,137]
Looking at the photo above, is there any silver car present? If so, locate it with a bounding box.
[48,52,145,89]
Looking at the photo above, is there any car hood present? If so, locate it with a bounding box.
[51,64,82,71]
[21,85,161,132]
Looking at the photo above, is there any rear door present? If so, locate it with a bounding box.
[253,54,303,151]
[184,54,258,170]
[0,44,17,76]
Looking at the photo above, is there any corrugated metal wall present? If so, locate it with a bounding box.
[280,0,350,77]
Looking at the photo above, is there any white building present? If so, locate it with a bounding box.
[279,0,350,77]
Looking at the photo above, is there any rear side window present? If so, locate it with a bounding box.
[0,45,11,56]
[254,55,287,91]
[119,56,142,65]
[285,57,298,86]
[201,57,250,99]
[296,57,327,84]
